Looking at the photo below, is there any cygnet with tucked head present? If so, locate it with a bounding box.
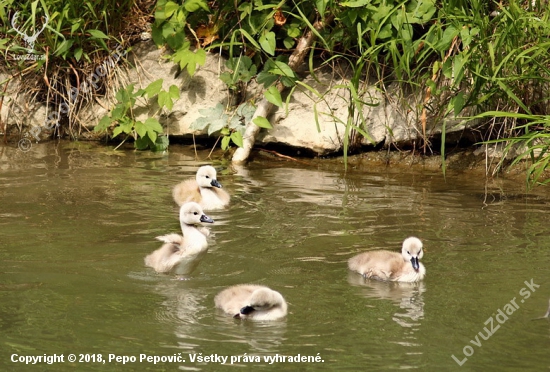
[215,284,288,321]
[348,237,426,283]
[144,202,214,275]
[172,165,230,211]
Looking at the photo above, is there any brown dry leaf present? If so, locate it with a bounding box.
[415,41,424,56]
[274,9,286,26]
[196,24,219,47]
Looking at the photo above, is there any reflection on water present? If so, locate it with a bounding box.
[1,141,550,371]
[348,273,426,330]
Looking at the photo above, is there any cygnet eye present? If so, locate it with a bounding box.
[205,175,210,178]
[193,212,198,215]
[407,251,410,255]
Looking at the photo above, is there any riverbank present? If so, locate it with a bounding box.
[0,138,539,190]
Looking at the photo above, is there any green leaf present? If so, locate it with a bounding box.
[70,21,81,34]
[264,85,283,107]
[286,26,301,38]
[152,135,169,152]
[452,92,465,116]
[135,88,146,97]
[230,131,243,147]
[145,79,163,98]
[164,1,179,18]
[134,121,147,138]
[442,58,453,79]
[184,0,209,12]
[256,71,279,87]
[238,3,252,20]
[147,128,158,144]
[452,54,465,85]
[74,47,83,61]
[460,27,472,49]
[496,81,531,114]
[315,0,327,17]
[221,135,231,150]
[54,40,74,57]
[435,25,459,51]
[253,116,273,129]
[111,106,125,121]
[173,47,206,76]
[259,31,276,56]
[341,0,369,7]
[169,85,180,99]
[112,126,124,137]
[190,117,210,130]
[283,37,295,49]
[426,80,437,95]
[269,61,295,78]
[116,84,134,104]
[228,116,242,129]
[88,29,109,39]
[94,115,112,132]
[119,120,134,134]
[189,48,206,75]
[162,22,176,39]
[134,136,152,150]
[219,72,235,88]
[208,118,226,135]
[144,117,164,133]
[151,24,164,45]
[237,29,262,50]
[236,103,256,121]
[158,91,172,110]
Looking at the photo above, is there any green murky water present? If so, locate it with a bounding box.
[1,141,549,371]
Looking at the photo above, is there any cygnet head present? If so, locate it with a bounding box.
[180,202,214,225]
[234,287,287,320]
[401,237,424,271]
[196,165,222,189]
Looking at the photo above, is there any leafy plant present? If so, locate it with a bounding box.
[219,55,257,92]
[191,102,256,150]
[93,79,180,151]
[1,0,136,62]
[151,0,209,76]
[0,0,151,141]
[476,112,550,188]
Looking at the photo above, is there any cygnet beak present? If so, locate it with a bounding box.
[211,179,222,188]
[410,256,420,271]
[200,214,214,223]
[240,306,255,315]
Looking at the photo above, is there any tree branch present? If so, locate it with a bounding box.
[232,15,334,164]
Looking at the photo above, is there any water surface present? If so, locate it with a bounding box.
[1,142,549,371]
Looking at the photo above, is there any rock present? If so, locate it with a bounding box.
[257,72,417,154]
[0,72,52,141]
[122,41,230,136]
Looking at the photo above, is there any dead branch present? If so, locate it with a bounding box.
[232,14,334,164]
